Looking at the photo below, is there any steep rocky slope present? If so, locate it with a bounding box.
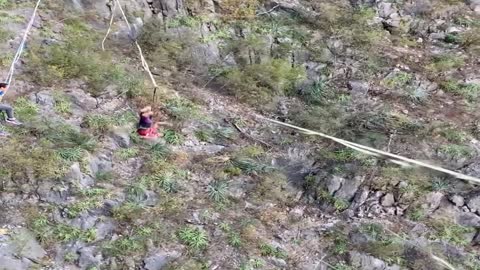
[0,0,480,269]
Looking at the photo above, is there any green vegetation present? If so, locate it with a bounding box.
[163,129,184,145]
[331,233,349,255]
[441,80,480,102]
[438,144,474,160]
[354,223,406,266]
[83,111,136,134]
[259,243,287,259]
[165,97,200,121]
[53,91,72,115]
[383,71,413,89]
[219,59,305,104]
[429,220,474,246]
[230,157,273,175]
[207,180,228,203]
[240,258,265,270]
[334,262,354,270]
[178,226,208,251]
[318,189,350,212]
[66,189,109,218]
[30,214,96,245]
[115,147,140,160]
[103,224,162,257]
[407,206,426,221]
[57,147,85,162]
[0,28,13,42]
[440,126,468,143]
[426,54,465,73]
[27,18,144,97]
[219,222,242,247]
[13,97,38,121]
[112,202,144,222]
[195,129,213,142]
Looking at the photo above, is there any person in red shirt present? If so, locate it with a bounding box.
[137,106,171,139]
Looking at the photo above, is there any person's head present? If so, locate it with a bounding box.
[0,83,8,91]
[140,106,152,117]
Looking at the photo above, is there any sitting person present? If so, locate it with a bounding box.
[0,83,22,125]
[137,106,170,138]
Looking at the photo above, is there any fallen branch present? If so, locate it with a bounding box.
[256,4,279,16]
[228,119,273,148]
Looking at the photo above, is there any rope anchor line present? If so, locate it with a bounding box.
[260,116,480,185]
[3,0,42,101]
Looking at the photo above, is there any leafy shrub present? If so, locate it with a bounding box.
[207,180,228,203]
[259,243,287,259]
[37,122,97,151]
[383,71,413,89]
[57,147,85,162]
[441,80,480,101]
[0,28,13,42]
[13,97,38,121]
[150,143,171,160]
[440,126,468,143]
[194,129,213,142]
[438,144,474,160]
[165,97,199,121]
[220,0,259,19]
[83,114,113,133]
[26,19,143,97]
[178,227,208,251]
[0,141,65,181]
[103,235,144,256]
[219,59,306,104]
[163,129,184,145]
[426,54,465,73]
[430,220,475,246]
[231,158,272,175]
[115,148,139,160]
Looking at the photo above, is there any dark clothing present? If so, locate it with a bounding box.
[138,115,153,129]
[0,104,14,119]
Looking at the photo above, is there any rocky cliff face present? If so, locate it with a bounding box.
[0,0,479,269]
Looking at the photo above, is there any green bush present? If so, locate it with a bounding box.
[219,59,305,104]
[26,19,144,97]
[426,54,465,73]
[13,97,38,121]
[178,227,208,251]
[441,80,480,102]
[438,144,474,160]
[430,220,475,246]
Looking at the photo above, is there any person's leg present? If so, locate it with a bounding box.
[0,104,14,119]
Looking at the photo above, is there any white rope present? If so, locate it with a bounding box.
[260,116,480,184]
[4,0,42,90]
[112,0,158,89]
[102,1,117,51]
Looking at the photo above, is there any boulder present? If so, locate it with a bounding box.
[348,81,370,96]
[13,229,46,261]
[449,195,465,207]
[325,175,344,194]
[335,176,365,201]
[65,162,94,188]
[381,193,395,207]
[78,246,102,269]
[467,195,480,214]
[466,0,480,14]
[111,128,131,148]
[349,251,401,270]
[424,192,444,213]
[144,250,181,270]
[456,212,480,228]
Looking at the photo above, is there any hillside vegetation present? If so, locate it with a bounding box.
[0,0,480,269]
